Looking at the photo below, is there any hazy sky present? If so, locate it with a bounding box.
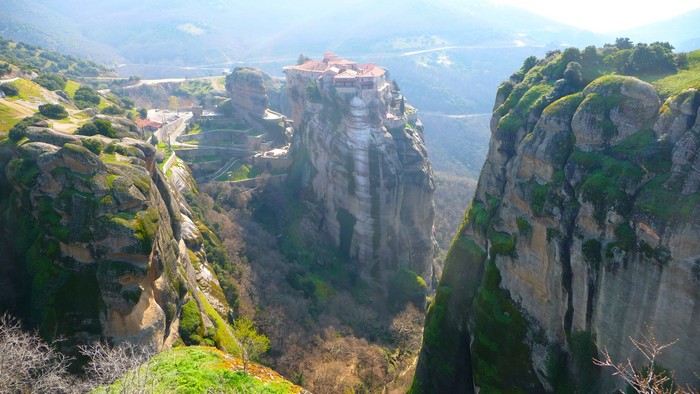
[490,0,700,32]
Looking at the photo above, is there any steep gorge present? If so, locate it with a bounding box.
[412,47,700,392]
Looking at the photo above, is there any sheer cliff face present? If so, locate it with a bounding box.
[285,72,435,282]
[0,127,230,350]
[413,50,700,393]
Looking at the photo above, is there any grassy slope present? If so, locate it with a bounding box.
[0,77,119,134]
[96,346,302,394]
[641,49,700,98]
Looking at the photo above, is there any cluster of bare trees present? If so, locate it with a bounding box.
[595,327,699,394]
[0,313,156,394]
[0,314,72,393]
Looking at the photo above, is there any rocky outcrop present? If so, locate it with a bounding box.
[412,49,700,393]
[285,62,435,283]
[226,67,269,123]
[0,124,232,351]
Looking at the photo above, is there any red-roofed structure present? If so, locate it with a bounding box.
[284,52,390,96]
[137,118,163,132]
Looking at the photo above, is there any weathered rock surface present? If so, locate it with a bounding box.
[226,67,269,122]
[413,52,700,393]
[285,67,436,282]
[0,128,231,351]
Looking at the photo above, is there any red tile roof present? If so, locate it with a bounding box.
[137,119,162,129]
[358,66,386,78]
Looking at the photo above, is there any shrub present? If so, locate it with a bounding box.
[389,268,427,310]
[33,73,67,91]
[77,119,116,138]
[101,105,124,115]
[489,230,517,257]
[305,82,322,103]
[82,139,103,155]
[232,316,270,373]
[0,63,11,76]
[516,216,533,236]
[8,123,27,141]
[38,103,68,119]
[0,82,20,97]
[73,85,100,108]
[7,115,44,141]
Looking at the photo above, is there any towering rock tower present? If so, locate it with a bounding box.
[284,53,436,282]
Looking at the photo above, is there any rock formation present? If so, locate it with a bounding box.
[0,124,232,352]
[225,67,270,124]
[412,48,700,392]
[284,54,436,282]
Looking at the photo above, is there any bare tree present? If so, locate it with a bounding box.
[0,313,71,393]
[79,341,157,393]
[594,327,699,394]
[390,304,424,358]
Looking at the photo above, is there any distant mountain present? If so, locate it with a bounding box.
[619,7,700,52]
[0,0,604,116]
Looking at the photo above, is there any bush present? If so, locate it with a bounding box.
[389,268,427,310]
[0,63,11,76]
[77,119,116,138]
[82,139,103,155]
[101,105,124,115]
[73,85,101,109]
[305,82,322,103]
[0,82,20,97]
[38,104,68,119]
[8,115,44,141]
[516,216,533,236]
[33,73,67,91]
[8,123,27,141]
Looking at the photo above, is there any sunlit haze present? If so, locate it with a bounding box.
[490,0,700,32]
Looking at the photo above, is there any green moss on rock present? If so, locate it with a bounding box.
[471,261,544,392]
[179,299,205,345]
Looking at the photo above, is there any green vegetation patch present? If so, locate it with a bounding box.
[388,268,427,310]
[516,216,533,236]
[543,92,584,116]
[488,229,517,258]
[96,346,297,394]
[179,299,205,345]
[530,181,550,217]
[198,291,241,354]
[0,102,22,133]
[570,150,642,225]
[610,128,672,173]
[462,201,489,236]
[513,84,554,115]
[413,234,486,390]
[471,260,543,392]
[214,164,261,182]
[174,79,213,101]
[645,49,700,99]
[497,112,524,133]
[636,174,700,223]
[6,78,43,101]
